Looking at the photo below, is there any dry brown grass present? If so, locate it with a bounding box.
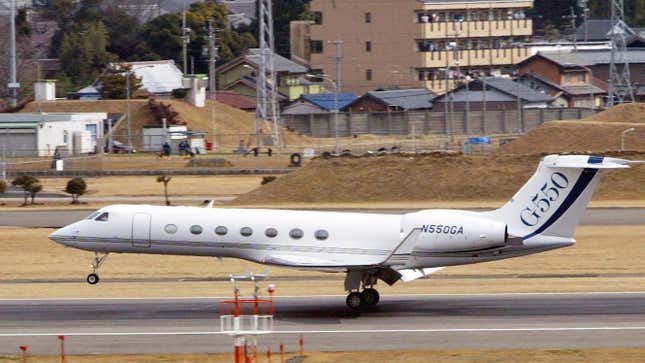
[585,102,645,123]
[37,175,265,197]
[2,348,645,363]
[0,225,642,298]
[231,152,645,205]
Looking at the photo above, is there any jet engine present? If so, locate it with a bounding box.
[401,210,509,253]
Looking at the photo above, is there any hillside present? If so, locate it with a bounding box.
[232,152,645,204]
[585,103,645,123]
[21,99,310,149]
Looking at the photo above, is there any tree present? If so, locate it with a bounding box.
[156,175,172,206]
[11,175,40,205]
[65,177,87,204]
[99,65,143,100]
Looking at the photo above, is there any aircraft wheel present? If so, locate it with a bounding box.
[361,288,380,306]
[87,273,99,285]
[346,292,363,310]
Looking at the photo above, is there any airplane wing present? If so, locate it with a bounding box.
[396,267,445,282]
[262,254,348,267]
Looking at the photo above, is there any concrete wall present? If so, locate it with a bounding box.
[283,108,598,137]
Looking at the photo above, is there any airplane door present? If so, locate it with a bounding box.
[132,213,151,247]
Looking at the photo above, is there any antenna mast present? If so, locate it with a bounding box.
[607,0,635,106]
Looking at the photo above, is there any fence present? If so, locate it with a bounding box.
[283,108,598,138]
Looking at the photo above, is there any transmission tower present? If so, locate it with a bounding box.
[256,0,280,149]
[607,0,635,106]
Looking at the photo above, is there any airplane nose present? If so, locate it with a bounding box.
[49,224,77,246]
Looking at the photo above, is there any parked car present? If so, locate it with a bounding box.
[104,140,134,154]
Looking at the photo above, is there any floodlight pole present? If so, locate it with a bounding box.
[9,0,18,107]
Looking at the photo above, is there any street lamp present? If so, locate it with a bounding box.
[125,65,154,153]
[621,127,636,151]
[306,73,340,154]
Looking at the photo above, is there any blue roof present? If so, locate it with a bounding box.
[301,92,358,111]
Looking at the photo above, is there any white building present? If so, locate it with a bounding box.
[0,112,107,157]
[122,60,184,95]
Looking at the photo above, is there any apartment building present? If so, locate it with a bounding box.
[303,0,533,94]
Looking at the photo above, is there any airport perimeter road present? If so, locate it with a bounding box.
[1,208,644,228]
[0,292,643,354]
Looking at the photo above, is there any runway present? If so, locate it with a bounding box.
[1,208,643,227]
[0,292,643,354]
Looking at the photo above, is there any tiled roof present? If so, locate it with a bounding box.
[366,88,436,110]
[574,19,634,41]
[214,91,256,110]
[300,92,358,111]
[538,49,645,66]
[437,89,516,103]
[482,77,554,102]
[246,49,307,74]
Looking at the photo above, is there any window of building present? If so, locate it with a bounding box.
[215,226,228,236]
[190,225,203,235]
[289,228,304,239]
[577,72,586,82]
[164,224,178,234]
[366,41,372,52]
[365,12,371,23]
[265,227,278,238]
[366,69,372,81]
[95,212,109,222]
[240,227,253,237]
[85,124,98,143]
[63,130,68,144]
[314,229,329,240]
[310,40,323,54]
[313,11,323,25]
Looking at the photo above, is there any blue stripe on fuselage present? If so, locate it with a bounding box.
[522,168,598,240]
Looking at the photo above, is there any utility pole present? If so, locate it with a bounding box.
[329,39,343,92]
[208,21,219,150]
[256,0,280,149]
[181,2,190,75]
[608,0,635,106]
[8,0,19,107]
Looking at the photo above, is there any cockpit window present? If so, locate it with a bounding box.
[86,211,100,220]
[95,212,109,222]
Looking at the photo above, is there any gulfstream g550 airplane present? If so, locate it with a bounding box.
[49,155,640,309]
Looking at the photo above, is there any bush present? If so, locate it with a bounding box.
[261,176,277,185]
[171,88,189,99]
[0,179,7,194]
[65,177,87,204]
[11,175,40,205]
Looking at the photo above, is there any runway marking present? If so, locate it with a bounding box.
[0,291,644,302]
[1,326,645,337]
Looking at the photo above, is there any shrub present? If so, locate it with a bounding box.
[171,88,189,99]
[0,179,7,194]
[261,176,277,185]
[65,177,87,204]
[11,175,40,205]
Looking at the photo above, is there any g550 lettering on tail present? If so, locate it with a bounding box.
[520,172,570,226]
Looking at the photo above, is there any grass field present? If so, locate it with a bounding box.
[2,348,645,363]
[0,225,642,298]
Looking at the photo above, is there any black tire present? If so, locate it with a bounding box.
[290,153,302,166]
[361,288,380,306]
[87,273,99,285]
[346,292,363,310]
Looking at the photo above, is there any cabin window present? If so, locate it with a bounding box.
[240,227,253,237]
[86,211,100,220]
[95,212,109,222]
[314,229,329,240]
[265,228,278,238]
[164,224,178,234]
[289,228,304,239]
[190,225,203,235]
[215,226,228,236]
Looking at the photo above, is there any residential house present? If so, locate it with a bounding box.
[343,88,436,113]
[282,92,358,115]
[432,77,553,111]
[217,48,323,101]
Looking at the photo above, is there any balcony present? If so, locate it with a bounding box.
[422,47,530,68]
[421,19,532,39]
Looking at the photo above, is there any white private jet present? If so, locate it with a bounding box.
[49,154,640,309]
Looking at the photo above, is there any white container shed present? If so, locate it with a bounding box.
[0,112,107,157]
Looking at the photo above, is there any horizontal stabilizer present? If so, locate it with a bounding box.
[544,155,631,169]
[397,267,445,282]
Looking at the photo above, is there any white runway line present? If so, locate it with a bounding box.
[0,291,644,302]
[2,326,645,337]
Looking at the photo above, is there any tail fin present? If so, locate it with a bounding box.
[488,155,631,240]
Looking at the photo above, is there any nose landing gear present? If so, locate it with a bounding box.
[87,252,109,285]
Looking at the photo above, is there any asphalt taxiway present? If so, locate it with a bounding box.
[0,208,643,228]
[0,292,643,355]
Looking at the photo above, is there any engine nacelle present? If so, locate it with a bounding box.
[401,210,507,253]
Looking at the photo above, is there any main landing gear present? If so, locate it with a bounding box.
[344,270,381,310]
[87,252,109,285]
